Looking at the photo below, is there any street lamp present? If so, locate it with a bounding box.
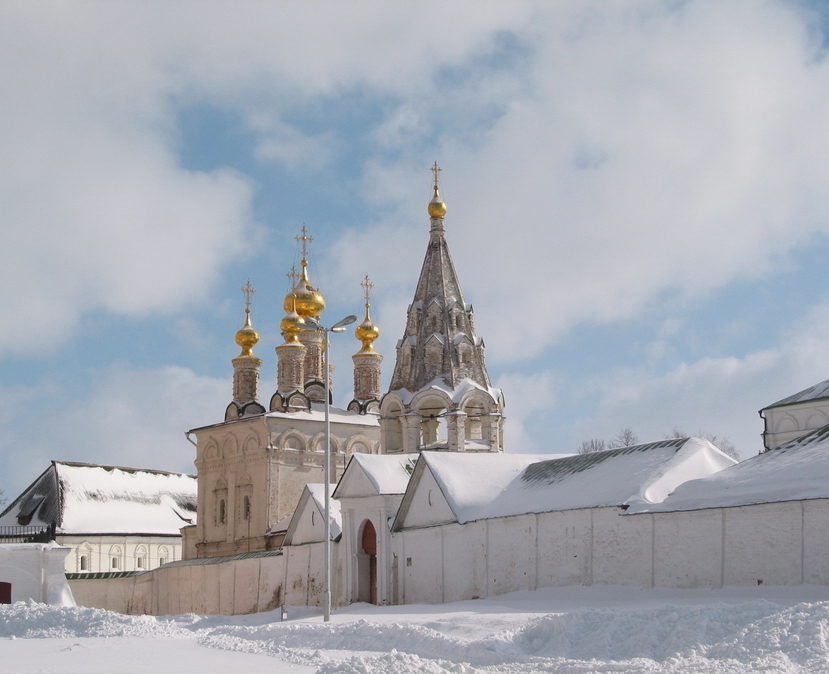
[302,313,357,622]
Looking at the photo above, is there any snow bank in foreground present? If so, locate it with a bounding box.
[3,591,829,673]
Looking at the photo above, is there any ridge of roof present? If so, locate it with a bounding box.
[761,377,829,411]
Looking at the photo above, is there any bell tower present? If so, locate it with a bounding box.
[380,165,504,454]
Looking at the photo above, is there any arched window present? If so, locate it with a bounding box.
[242,495,250,521]
[158,546,169,566]
[218,498,226,524]
[109,546,122,570]
[135,545,147,569]
[419,398,448,447]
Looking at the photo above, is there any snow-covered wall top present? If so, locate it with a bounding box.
[0,462,197,536]
[419,439,734,524]
[762,377,829,410]
[632,423,829,513]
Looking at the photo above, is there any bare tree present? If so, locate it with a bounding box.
[578,438,607,454]
[665,428,739,460]
[608,427,638,449]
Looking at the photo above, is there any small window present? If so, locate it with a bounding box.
[136,557,144,569]
[158,557,166,566]
[111,557,120,570]
[79,555,88,571]
[218,498,226,524]
[243,495,250,521]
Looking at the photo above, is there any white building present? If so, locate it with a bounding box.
[0,461,196,575]
[760,377,829,450]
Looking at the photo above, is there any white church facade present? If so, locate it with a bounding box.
[20,169,829,615]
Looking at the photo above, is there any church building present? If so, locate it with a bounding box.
[182,165,503,561]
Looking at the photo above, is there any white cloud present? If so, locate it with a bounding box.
[496,370,558,454]
[326,2,829,366]
[574,301,829,459]
[0,365,229,497]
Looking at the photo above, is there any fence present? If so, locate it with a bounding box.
[0,524,56,544]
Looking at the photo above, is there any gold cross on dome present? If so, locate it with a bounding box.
[361,274,374,307]
[286,265,299,286]
[295,225,313,262]
[241,280,255,312]
[431,162,442,188]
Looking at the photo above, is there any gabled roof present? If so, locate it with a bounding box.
[283,484,341,544]
[0,461,197,536]
[394,439,734,528]
[333,454,416,499]
[632,423,829,513]
[761,377,829,411]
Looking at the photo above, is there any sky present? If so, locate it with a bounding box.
[4,0,829,496]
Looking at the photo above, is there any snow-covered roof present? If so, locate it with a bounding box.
[334,454,416,497]
[632,423,829,513]
[400,438,734,526]
[0,462,197,536]
[191,402,379,432]
[761,377,829,410]
[392,377,501,406]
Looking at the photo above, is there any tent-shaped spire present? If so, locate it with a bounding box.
[389,165,491,394]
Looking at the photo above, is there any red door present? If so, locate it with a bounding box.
[361,521,377,604]
[0,582,11,604]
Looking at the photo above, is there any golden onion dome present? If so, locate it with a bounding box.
[280,307,305,344]
[283,262,325,319]
[235,310,260,357]
[355,308,380,353]
[428,184,447,219]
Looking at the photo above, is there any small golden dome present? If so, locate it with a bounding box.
[355,310,380,353]
[283,261,325,319]
[235,311,260,357]
[428,184,447,219]
[280,306,305,344]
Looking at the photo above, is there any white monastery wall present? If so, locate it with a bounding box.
[0,544,73,605]
[391,498,829,605]
[440,521,487,603]
[591,507,652,587]
[536,508,592,587]
[723,502,803,586]
[487,514,537,597]
[652,510,722,588]
[70,542,342,615]
[803,500,829,584]
[398,526,443,605]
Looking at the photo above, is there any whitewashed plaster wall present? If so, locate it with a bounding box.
[69,541,344,616]
[762,399,829,450]
[392,499,829,605]
[60,535,181,574]
[0,543,74,605]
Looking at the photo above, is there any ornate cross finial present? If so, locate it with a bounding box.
[361,274,374,307]
[242,279,255,313]
[295,225,313,263]
[286,265,299,286]
[431,162,442,189]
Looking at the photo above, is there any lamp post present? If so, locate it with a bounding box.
[302,314,357,622]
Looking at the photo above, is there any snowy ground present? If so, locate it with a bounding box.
[5,585,829,673]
